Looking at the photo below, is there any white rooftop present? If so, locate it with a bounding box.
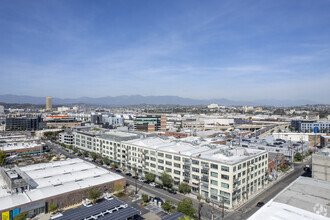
[0,142,42,151]
[248,176,330,220]
[0,158,124,212]
[123,137,265,164]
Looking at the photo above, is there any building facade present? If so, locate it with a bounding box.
[46,97,52,111]
[5,117,41,131]
[134,115,167,132]
[73,130,268,209]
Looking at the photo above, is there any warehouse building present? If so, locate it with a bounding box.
[0,158,125,219]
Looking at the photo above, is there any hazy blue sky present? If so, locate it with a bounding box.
[1,0,330,103]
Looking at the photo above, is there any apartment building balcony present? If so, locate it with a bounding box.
[184,160,191,165]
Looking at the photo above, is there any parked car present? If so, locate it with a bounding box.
[125,173,132,176]
[115,169,122,173]
[144,180,151,184]
[155,184,163,189]
[110,167,115,170]
[149,182,156,187]
[132,176,138,179]
[256,202,265,207]
[138,178,144,182]
[167,189,177,194]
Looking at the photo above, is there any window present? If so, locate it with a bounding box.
[238,164,241,170]
[166,161,172,166]
[150,157,156,161]
[158,159,164,164]
[150,163,156,168]
[158,165,164,170]
[166,168,172,172]
[192,167,199,173]
[166,154,172,159]
[174,156,181,161]
[221,182,229,188]
[233,166,236,172]
[211,180,218,186]
[211,172,218,178]
[221,174,229,180]
[150,151,156,155]
[192,175,199,180]
[192,160,199,165]
[221,166,229,172]
[211,163,218,169]
[174,170,180,175]
[174,163,181,168]
[158,152,164,157]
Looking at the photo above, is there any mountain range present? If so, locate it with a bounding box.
[0,94,322,107]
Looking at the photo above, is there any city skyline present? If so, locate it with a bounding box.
[1,1,330,103]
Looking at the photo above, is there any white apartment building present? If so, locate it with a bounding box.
[73,130,268,209]
[301,121,330,133]
[59,132,74,145]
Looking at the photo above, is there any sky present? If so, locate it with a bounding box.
[0,0,330,103]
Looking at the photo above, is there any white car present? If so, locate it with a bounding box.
[138,178,144,182]
[149,182,156,187]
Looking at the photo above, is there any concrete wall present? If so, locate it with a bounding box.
[312,154,330,181]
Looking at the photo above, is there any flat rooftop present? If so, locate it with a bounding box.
[0,142,42,151]
[0,158,125,212]
[123,137,265,164]
[248,176,330,220]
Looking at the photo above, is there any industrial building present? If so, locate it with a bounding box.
[0,158,125,219]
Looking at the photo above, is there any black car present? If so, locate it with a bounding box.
[132,176,138,179]
[256,202,265,207]
[125,173,132,176]
[155,184,163,189]
[144,180,151,184]
[167,189,177,194]
[115,169,122,173]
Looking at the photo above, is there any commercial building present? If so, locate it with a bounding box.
[73,130,268,209]
[238,136,309,162]
[249,177,330,220]
[292,119,330,133]
[59,132,74,145]
[0,105,4,114]
[134,115,167,132]
[5,116,41,131]
[46,96,52,111]
[45,118,81,129]
[312,148,330,182]
[0,158,125,219]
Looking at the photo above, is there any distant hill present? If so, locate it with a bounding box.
[0,94,321,107]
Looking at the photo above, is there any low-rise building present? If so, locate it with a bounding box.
[59,132,74,145]
[249,176,330,220]
[312,148,330,182]
[0,158,125,219]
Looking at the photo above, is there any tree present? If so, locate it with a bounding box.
[142,194,149,203]
[161,171,173,188]
[0,151,7,166]
[14,212,28,220]
[110,163,118,169]
[91,152,98,161]
[103,157,110,166]
[162,200,173,212]
[145,173,155,182]
[177,199,196,218]
[178,182,191,194]
[294,152,303,162]
[48,204,57,212]
[82,150,89,157]
[88,188,101,204]
[114,183,123,192]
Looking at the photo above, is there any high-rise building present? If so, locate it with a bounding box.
[46,96,52,111]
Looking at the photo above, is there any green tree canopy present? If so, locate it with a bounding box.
[82,150,89,157]
[294,152,303,161]
[161,172,173,188]
[145,173,155,182]
[178,182,191,194]
[114,183,123,192]
[0,151,6,166]
[177,199,196,218]
[91,152,98,161]
[88,188,101,204]
[103,157,110,166]
[142,194,149,203]
[162,200,173,212]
